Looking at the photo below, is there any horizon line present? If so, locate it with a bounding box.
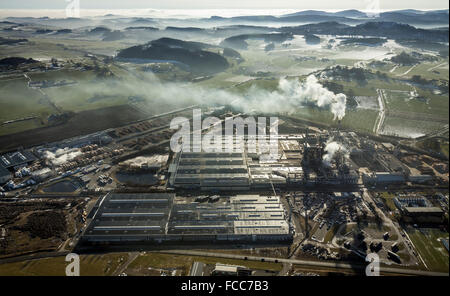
[0,7,448,19]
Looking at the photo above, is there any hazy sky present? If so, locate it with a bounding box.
[0,0,448,10]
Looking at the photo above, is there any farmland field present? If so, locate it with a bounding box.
[0,253,129,276]
[125,252,283,276]
[407,227,449,273]
[0,78,55,134]
[383,89,449,118]
[0,105,148,152]
[380,116,445,138]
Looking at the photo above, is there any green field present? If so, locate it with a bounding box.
[127,252,283,276]
[0,78,55,118]
[405,61,449,81]
[381,116,445,138]
[407,228,449,272]
[378,192,398,212]
[0,64,154,135]
[0,37,130,60]
[383,89,449,118]
[0,78,55,135]
[0,253,129,276]
[292,107,378,133]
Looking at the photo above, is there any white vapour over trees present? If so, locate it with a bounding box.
[264,75,347,120]
[75,71,347,120]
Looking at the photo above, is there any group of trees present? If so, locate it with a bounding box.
[19,211,67,239]
[329,65,367,82]
[322,80,358,109]
[390,51,419,65]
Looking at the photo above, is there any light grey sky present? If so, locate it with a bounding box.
[0,0,448,10]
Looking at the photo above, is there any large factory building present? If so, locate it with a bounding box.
[168,134,359,191]
[79,193,293,247]
[169,152,251,191]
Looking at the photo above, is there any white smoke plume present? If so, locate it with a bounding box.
[322,139,349,167]
[263,75,347,120]
[43,147,82,166]
[67,68,348,122]
[224,75,347,120]
[94,72,347,121]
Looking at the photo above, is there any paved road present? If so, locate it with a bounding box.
[399,64,418,76]
[427,62,447,72]
[374,89,386,135]
[279,262,292,276]
[190,261,206,276]
[160,250,448,276]
[112,252,140,276]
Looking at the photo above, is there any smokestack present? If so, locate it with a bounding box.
[322,139,349,168]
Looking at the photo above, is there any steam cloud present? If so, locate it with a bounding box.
[84,72,347,121]
[43,147,82,166]
[225,75,347,120]
[254,75,347,120]
[322,139,349,167]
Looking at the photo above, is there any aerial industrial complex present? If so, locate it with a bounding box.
[0,6,448,277]
[0,106,448,277]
